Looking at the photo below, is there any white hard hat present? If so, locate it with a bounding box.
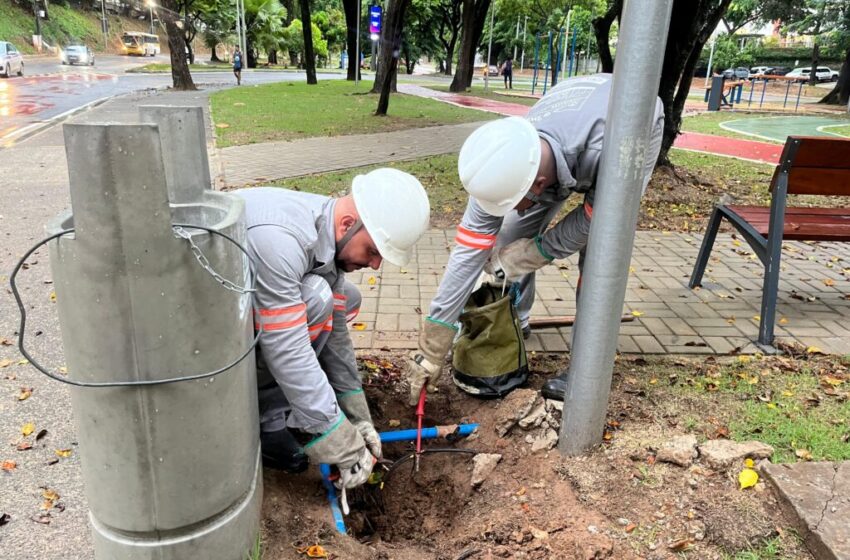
[352,168,430,267]
[458,117,541,217]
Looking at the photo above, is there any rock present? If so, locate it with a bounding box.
[698,440,774,470]
[471,453,502,487]
[656,435,698,467]
[531,429,558,453]
[495,389,540,436]
[518,400,547,429]
[617,518,630,527]
[529,526,549,540]
[544,399,563,414]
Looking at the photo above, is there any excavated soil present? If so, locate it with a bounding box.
[259,353,814,560]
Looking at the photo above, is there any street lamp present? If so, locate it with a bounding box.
[146,0,156,35]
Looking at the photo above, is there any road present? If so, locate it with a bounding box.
[1,55,337,147]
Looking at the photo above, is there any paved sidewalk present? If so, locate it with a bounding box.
[343,229,850,356]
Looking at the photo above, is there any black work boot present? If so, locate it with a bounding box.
[260,428,309,473]
[521,325,531,340]
[541,372,568,401]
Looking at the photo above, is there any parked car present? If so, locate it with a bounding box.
[60,44,94,66]
[749,66,774,76]
[0,41,24,78]
[786,66,838,82]
[483,64,499,77]
[721,67,750,80]
[771,66,791,76]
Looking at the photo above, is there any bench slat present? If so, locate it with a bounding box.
[789,137,850,170]
[786,167,850,196]
[725,205,850,241]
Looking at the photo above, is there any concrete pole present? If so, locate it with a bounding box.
[484,3,495,91]
[520,15,528,71]
[100,0,108,49]
[558,0,673,456]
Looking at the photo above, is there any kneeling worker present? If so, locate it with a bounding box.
[406,74,664,404]
[237,169,430,489]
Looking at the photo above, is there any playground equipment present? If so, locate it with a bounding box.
[13,107,262,559]
[706,74,808,112]
[530,26,580,95]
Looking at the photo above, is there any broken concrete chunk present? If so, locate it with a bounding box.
[518,400,547,430]
[531,429,558,453]
[471,453,502,487]
[544,399,563,414]
[698,440,774,470]
[495,389,539,436]
[656,435,699,467]
[529,526,549,541]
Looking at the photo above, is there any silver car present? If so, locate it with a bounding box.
[61,44,95,66]
[0,41,24,78]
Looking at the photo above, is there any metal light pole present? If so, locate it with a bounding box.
[513,16,520,61]
[484,3,495,91]
[558,0,673,456]
[355,0,361,86]
[561,9,571,80]
[147,0,155,35]
[520,15,527,72]
[100,0,108,48]
[704,36,716,88]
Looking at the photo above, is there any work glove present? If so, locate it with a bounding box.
[338,389,382,459]
[304,415,374,489]
[484,237,553,283]
[406,319,457,406]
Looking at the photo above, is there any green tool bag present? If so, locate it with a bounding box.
[451,284,529,398]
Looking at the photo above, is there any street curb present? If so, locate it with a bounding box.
[0,95,113,148]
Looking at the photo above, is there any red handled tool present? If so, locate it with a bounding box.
[414,385,427,472]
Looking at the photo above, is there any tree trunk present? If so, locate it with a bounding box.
[820,47,850,105]
[375,0,411,114]
[809,42,820,87]
[300,0,317,84]
[247,39,257,68]
[161,0,195,90]
[268,49,278,64]
[656,0,732,166]
[449,0,491,92]
[210,42,221,62]
[592,0,621,73]
[343,0,361,81]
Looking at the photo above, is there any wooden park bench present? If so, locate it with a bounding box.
[689,136,850,348]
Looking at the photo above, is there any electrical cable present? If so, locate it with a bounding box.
[9,224,261,388]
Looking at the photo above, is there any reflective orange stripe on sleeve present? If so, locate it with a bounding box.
[333,293,347,312]
[455,226,497,250]
[255,303,307,331]
[583,202,593,220]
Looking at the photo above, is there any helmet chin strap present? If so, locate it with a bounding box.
[335,218,364,264]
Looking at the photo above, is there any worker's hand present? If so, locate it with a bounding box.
[337,389,382,459]
[335,446,375,490]
[304,416,373,488]
[405,319,457,406]
[484,237,553,283]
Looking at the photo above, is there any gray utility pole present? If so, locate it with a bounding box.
[558,0,673,456]
[520,15,527,71]
[355,0,361,85]
[513,16,520,61]
[704,36,716,88]
[100,0,108,47]
[484,3,495,90]
[561,9,571,80]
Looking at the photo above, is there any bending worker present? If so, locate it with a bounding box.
[406,73,664,403]
[237,169,430,489]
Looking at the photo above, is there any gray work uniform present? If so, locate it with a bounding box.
[429,74,665,329]
[236,188,362,436]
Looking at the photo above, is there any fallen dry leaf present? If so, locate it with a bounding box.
[387,419,400,428]
[0,337,12,346]
[215,123,230,129]
[795,449,813,461]
[0,513,9,526]
[35,429,47,441]
[352,323,367,331]
[367,276,377,286]
[739,467,759,489]
[49,291,56,302]
[30,513,51,525]
[294,544,328,558]
[16,442,32,451]
[21,423,35,437]
[806,346,824,355]
[41,488,60,502]
[625,523,637,533]
[824,278,835,287]
[630,310,644,317]
[17,387,32,401]
[0,359,13,368]
[1,460,16,471]
[55,449,72,458]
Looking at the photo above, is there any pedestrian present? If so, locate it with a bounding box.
[405,74,664,404]
[233,47,243,85]
[235,169,430,490]
[502,56,513,89]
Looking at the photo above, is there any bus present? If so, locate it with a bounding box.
[122,32,160,56]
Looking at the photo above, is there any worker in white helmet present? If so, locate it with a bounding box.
[406,74,664,403]
[236,168,430,489]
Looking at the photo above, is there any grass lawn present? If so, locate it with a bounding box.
[210,80,496,147]
[429,84,540,107]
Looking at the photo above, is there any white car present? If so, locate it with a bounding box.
[0,41,24,78]
[786,66,838,82]
[60,45,95,66]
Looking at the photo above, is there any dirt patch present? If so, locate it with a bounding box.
[259,353,818,559]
